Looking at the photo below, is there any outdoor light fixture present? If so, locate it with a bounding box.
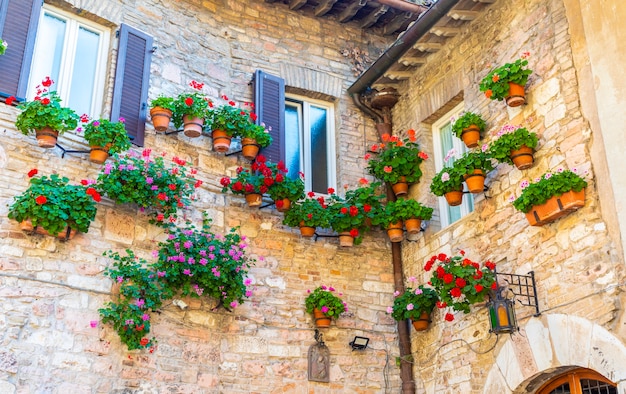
[487,268,540,335]
[349,336,369,350]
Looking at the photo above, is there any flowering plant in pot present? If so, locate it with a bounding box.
[263,161,305,211]
[96,149,202,224]
[327,191,370,245]
[0,38,7,56]
[487,125,538,169]
[99,217,256,350]
[282,192,331,232]
[219,155,278,207]
[452,149,495,193]
[425,251,496,320]
[8,169,99,237]
[149,95,176,132]
[14,77,79,147]
[81,116,131,163]
[206,95,255,136]
[378,198,433,229]
[430,165,464,201]
[451,111,486,148]
[305,285,347,326]
[366,129,429,188]
[479,52,532,105]
[388,279,439,324]
[510,168,587,225]
[172,80,211,137]
[344,179,385,226]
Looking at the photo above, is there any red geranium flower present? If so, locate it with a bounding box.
[184,97,193,106]
[140,338,149,346]
[35,195,47,205]
[27,169,38,178]
[443,273,454,284]
[450,287,462,298]
[41,98,50,105]
[349,228,359,237]
[445,313,454,322]
[474,284,484,293]
[455,278,466,288]
[5,96,16,106]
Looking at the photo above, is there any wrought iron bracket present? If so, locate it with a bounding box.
[494,268,541,317]
[55,143,90,159]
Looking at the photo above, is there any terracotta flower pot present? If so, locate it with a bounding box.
[404,218,422,235]
[150,106,173,132]
[524,189,585,226]
[510,145,534,170]
[89,143,112,164]
[338,232,354,247]
[35,127,59,148]
[313,308,331,328]
[245,193,263,207]
[460,125,480,148]
[274,198,291,212]
[444,190,464,206]
[212,129,232,152]
[241,137,260,161]
[463,169,485,193]
[387,221,404,243]
[506,82,526,107]
[411,312,431,331]
[182,115,204,138]
[391,176,408,196]
[299,225,316,237]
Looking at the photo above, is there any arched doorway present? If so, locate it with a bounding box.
[538,368,617,394]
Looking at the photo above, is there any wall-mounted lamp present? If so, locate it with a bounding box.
[487,269,540,335]
[349,336,369,351]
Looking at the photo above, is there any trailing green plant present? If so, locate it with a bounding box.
[0,38,7,56]
[80,116,131,154]
[377,198,433,228]
[206,95,257,137]
[452,149,495,177]
[15,77,78,135]
[305,285,347,318]
[510,168,588,213]
[172,80,211,128]
[99,218,256,350]
[388,280,439,321]
[451,111,486,138]
[366,129,429,184]
[487,125,538,165]
[425,251,496,320]
[7,169,99,235]
[282,192,331,229]
[96,149,202,224]
[479,53,533,101]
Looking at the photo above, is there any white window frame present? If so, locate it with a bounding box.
[285,94,337,194]
[432,102,474,227]
[27,5,110,117]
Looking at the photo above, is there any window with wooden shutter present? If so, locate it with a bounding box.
[0,0,41,100]
[110,24,153,147]
[254,70,285,164]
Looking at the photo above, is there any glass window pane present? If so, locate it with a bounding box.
[285,104,301,181]
[29,13,66,97]
[68,26,100,116]
[580,379,617,394]
[548,383,570,394]
[440,122,462,222]
[309,105,328,194]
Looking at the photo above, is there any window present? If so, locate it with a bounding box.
[538,368,617,394]
[0,0,152,145]
[26,6,110,117]
[254,70,336,194]
[432,102,473,226]
[285,95,336,194]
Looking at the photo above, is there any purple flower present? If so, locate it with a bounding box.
[136,299,145,307]
[90,320,98,328]
[320,306,329,313]
[199,258,208,266]
[211,267,221,277]
[142,314,150,321]
[145,177,153,184]
[245,290,253,297]
[183,269,192,276]
[104,163,112,175]
[92,120,100,127]
[187,257,195,265]
[244,278,252,286]
[119,117,125,123]
[230,301,239,309]
[116,276,124,283]
[184,241,193,249]
[125,319,134,326]
[157,271,166,277]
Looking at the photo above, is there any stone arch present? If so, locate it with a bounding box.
[483,313,626,393]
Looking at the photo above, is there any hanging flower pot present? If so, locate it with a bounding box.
[182,115,204,138]
[212,129,232,152]
[313,307,332,328]
[510,145,534,170]
[35,127,59,149]
[241,138,260,161]
[391,176,409,197]
[89,143,112,165]
[524,189,585,226]
[274,198,291,212]
[244,193,263,207]
[460,125,481,148]
[20,219,76,240]
[386,221,404,243]
[299,221,316,237]
[404,218,422,235]
[150,106,173,132]
[444,190,463,206]
[338,232,354,247]
[506,82,526,107]
[411,312,431,331]
[463,169,486,193]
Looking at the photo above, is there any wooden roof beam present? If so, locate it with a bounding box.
[383,71,413,80]
[383,11,414,35]
[361,5,389,28]
[315,0,338,16]
[290,0,308,10]
[398,56,426,66]
[429,26,461,37]
[339,0,368,23]
[412,42,442,52]
[447,10,480,20]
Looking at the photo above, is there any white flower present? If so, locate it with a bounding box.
[441,172,450,182]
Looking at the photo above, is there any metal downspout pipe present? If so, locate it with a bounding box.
[347,1,461,392]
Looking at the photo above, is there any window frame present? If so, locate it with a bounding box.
[431,102,474,227]
[538,368,617,394]
[26,4,110,117]
[285,93,337,194]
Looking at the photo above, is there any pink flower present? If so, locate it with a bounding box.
[244,278,252,286]
[520,180,529,189]
[414,288,423,295]
[183,269,192,276]
[230,301,238,308]
[441,172,450,182]
[141,314,150,321]
[320,306,329,313]
[406,303,414,311]
[386,306,393,314]
[383,166,392,173]
[90,320,98,328]
[408,276,416,283]
[393,290,400,297]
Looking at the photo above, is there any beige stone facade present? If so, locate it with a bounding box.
[1,0,626,393]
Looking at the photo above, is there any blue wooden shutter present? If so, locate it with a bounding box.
[0,0,41,100]
[254,70,285,163]
[111,24,153,146]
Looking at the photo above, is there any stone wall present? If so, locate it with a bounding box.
[0,1,402,393]
[390,0,626,392]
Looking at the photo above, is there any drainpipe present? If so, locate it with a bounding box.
[377,0,428,14]
[346,1,461,393]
